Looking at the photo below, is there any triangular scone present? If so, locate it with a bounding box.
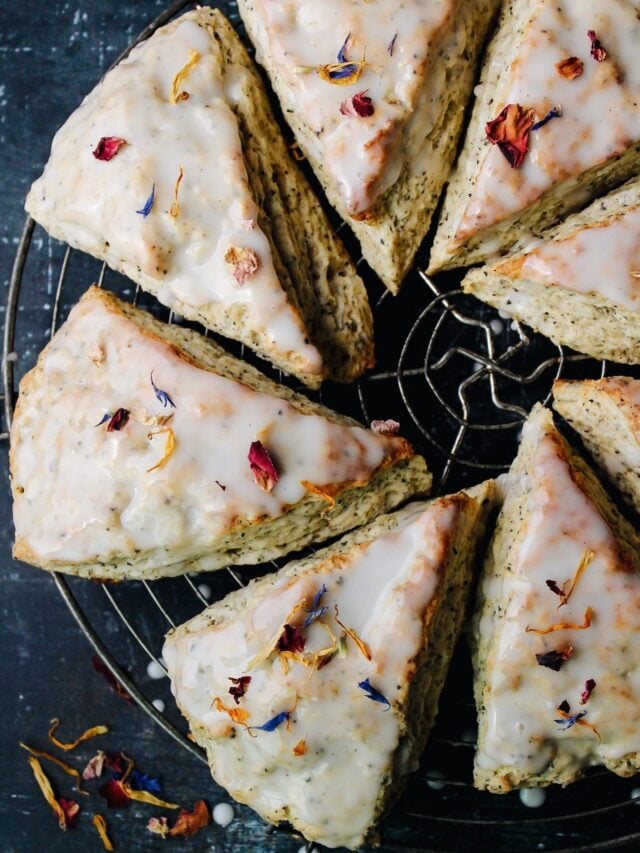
[554,377,640,516]
[238,0,500,291]
[10,287,430,581]
[462,177,640,363]
[164,483,496,849]
[472,405,640,793]
[429,0,640,273]
[25,9,373,388]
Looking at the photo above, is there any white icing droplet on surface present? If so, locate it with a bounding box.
[212,802,235,828]
[461,729,476,744]
[490,319,504,336]
[498,308,511,319]
[630,787,640,803]
[519,788,546,808]
[198,583,212,599]
[152,699,165,713]
[147,660,165,680]
[426,769,447,790]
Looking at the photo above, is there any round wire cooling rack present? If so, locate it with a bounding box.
[4,2,640,851]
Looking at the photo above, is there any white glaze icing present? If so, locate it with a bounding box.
[25,11,322,376]
[163,498,461,849]
[454,0,640,245]
[248,0,458,216]
[476,413,640,780]
[515,209,640,311]
[11,292,407,568]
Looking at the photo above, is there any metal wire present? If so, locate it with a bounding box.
[3,1,639,850]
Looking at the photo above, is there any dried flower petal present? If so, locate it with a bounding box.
[278,623,307,654]
[546,550,595,608]
[340,90,374,117]
[48,718,108,752]
[303,583,328,628]
[485,103,536,169]
[249,710,291,733]
[588,30,607,62]
[27,755,68,829]
[300,480,336,508]
[59,798,80,828]
[92,815,114,851]
[531,106,562,132]
[358,678,390,710]
[535,645,574,671]
[148,815,169,838]
[92,656,133,703]
[318,33,369,85]
[126,788,178,809]
[293,739,307,756]
[371,419,400,435]
[170,49,201,103]
[526,607,593,635]
[136,184,155,218]
[169,165,184,219]
[228,675,251,704]
[99,779,130,810]
[20,743,88,794]
[146,427,176,473]
[101,408,129,432]
[224,245,260,285]
[580,678,597,705]
[213,697,250,725]
[82,750,106,781]
[130,769,162,795]
[556,57,584,79]
[93,137,127,161]
[248,440,279,492]
[555,707,587,730]
[335,605,371,661]
[388,33,397,56]
[168,800,210,837]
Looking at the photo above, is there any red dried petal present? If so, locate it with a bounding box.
[168,800,210,837]
[485,104,536,169]
[580,678,597,705]
[277,624,306,653]
[106,408,130,432]
[99,779,130,809]
[92,137,127,161]
[248,440,279,492]
[92,656,134,703]
[228,675,251,704]
[587,30,607,62]
[340,90,374,117]
[556,56,584,79]
[59,798,80,828]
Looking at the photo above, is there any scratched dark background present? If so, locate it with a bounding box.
[3,2,640,852]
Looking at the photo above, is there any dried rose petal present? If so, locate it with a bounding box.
[535,645,573,671]
[92,656,134,703]
[340,90,374,117]
[371,418,400,435]
[59,798,80,828]
[106,408,130,432]
[99,779,130,809]
[224,246,260,285]
[168,800,210,837]
[228,675,251,704]
[485,103,536,169]
[556,56,584,79]
[92,137,127,161]
[580,678,597,705]
[587,30,607,62]
[248,440,279,492]
[277,624,306,653]
[148,816,169,837]
[82,751,106,780]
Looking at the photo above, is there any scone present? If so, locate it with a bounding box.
[25,8,373,388]
[238,0,500,291]
[461,177,640,363]
[554,377,640,516]
[429,0,640,273]
[164,482,496,849]
[10,287,431,581]
[472,404,640,793]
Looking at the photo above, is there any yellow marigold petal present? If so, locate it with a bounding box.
[170,49,201,104]
[20,743,87,795]
[124,787,180,809]
[526,607,593,635]
[92,815,115,851]
[27,755,67,829]
[146,427,176,473]
[169,166,184,219]
[47,718,108,751]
